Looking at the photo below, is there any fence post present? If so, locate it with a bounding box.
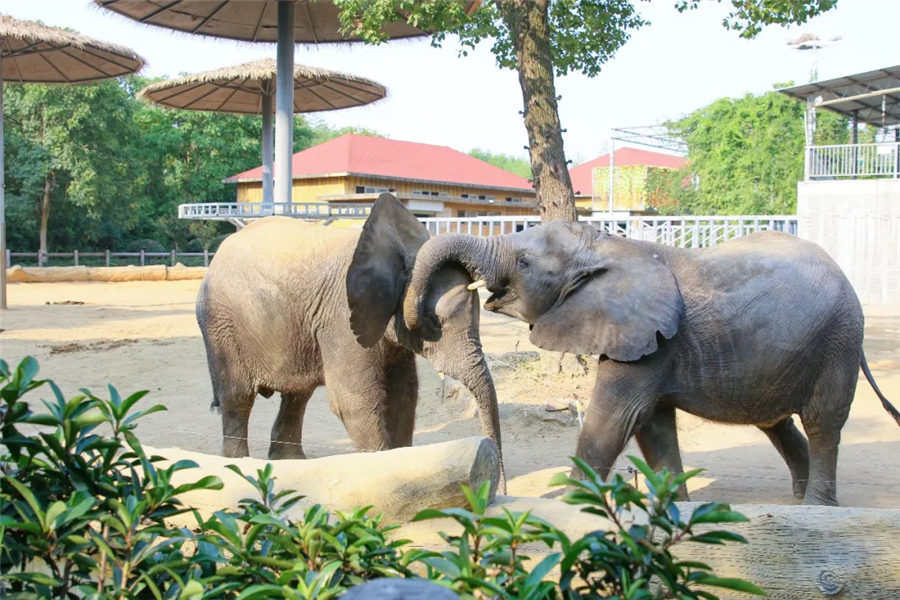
[204,249,209,267]
[170,250,176,267]
[105,250,110,267]
[5,249,9,269]
[140,250,145,267]
[73,250,79,267]
[38,251,44,268]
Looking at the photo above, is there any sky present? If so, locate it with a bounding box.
[4,0,900,163]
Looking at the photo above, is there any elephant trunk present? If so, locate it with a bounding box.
[404,234,507,330]
[454,352,507,495]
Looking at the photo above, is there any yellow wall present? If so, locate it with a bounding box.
[342,176,535,204]
[236,177,350,204]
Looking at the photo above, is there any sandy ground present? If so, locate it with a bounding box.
[1,280,898,509]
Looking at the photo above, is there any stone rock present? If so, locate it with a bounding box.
[342,579,458,600]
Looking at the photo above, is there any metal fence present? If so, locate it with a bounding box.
[806,142,900,179]
[178,202,372,221]
[419,215,798,247]
[8,250,215,268]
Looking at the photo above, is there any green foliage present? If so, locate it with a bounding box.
[676,0,838,39]
[665,86,858,215]
[123,238,167,254]
[2,75,382,253]
[469,149,533,179]
[1,357,763,599]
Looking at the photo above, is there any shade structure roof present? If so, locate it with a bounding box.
[225,133,535,193]
[778,65,900,127]
[94,0,480,44]
[137,58,385,114]
[569,148,687,196]
[0,14,145,83]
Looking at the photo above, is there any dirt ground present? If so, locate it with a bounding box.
[1,280,898,509]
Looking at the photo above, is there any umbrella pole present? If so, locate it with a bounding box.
[1,54,7,310]
[274,0,295,209]
[261,91,274,209]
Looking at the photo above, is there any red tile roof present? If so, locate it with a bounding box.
[569,148,687,196]
[225,134,534,193]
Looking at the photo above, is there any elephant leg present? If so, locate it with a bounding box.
[758,416,810,500]
[221,390,256,458]
[573,361,662,483]
[799,363,856,506]
[324,364,392,453]
[268,389,314,460]
[383,351,419,448]
[634,403,689,500]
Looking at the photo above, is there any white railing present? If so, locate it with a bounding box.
[178,202,372,220]
[806,142,900,179]
[419,215,798,247]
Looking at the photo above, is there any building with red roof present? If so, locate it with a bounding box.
[225,134,537,218]
[568,148,687,197]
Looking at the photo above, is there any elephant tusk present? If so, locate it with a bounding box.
[438,372,446,380]
[467,279,486,291]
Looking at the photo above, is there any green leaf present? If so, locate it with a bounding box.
[525,552,562,590]
[695,575,767,595]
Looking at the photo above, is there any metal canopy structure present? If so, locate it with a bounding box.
[778,65,900,128]
[605,126,686,215]
[0,15,145,310]
[138,58,385,205]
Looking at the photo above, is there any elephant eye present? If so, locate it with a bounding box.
[517,256,530,269]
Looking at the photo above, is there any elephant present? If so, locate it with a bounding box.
[400,218,900,506]
[196,193,504,489]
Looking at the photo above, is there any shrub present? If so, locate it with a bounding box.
[124,238,167,254]
[184,238,205,253]
[0,357,764,599]
[210,233,232,252]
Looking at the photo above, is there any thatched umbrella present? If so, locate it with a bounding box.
[137,58,386,205]
[0,15,145,310]
[94,0,479,207]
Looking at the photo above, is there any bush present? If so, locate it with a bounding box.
[0,357,764,599]
[124,238,167,253]
[184,238,205,253]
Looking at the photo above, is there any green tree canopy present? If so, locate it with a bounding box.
[664,85,856,215]
[469,148,532,178]
[334,0,838,221]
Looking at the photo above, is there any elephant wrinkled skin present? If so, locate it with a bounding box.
[402,219,899,506]
[196,194,504,491]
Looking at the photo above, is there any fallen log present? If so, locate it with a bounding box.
[151,436,500,526]
[86,265,167,282]
[6,265,89,283]
[165,262,207,280]
[400,497,900,599]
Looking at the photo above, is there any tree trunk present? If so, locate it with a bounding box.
[500,0,577,222]
[39,174,53,257]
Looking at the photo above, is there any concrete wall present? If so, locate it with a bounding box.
[798,179,900,316]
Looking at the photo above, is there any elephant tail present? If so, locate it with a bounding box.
[861,351,900,427]
[210,395,221,414]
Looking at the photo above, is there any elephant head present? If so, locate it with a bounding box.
[346,194,505,489]
[403,219,684,362]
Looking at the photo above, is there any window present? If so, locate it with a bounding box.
[356,186,390,194]
[413,190,449,198]
[505,197,521,203]
[461,193,495,203]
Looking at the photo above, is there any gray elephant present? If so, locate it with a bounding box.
[400,218,899,506]
[196,194,503,487]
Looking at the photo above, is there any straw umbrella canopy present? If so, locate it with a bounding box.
[94,0,478,207]
[137,58,386,205]
[0,15,145,310]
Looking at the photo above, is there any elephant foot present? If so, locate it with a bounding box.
[801,490,839,507]
[268,443,307,460]
[792,479,807,500]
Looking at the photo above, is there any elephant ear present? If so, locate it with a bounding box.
[347,193,430,347]
[529,236,683,362]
